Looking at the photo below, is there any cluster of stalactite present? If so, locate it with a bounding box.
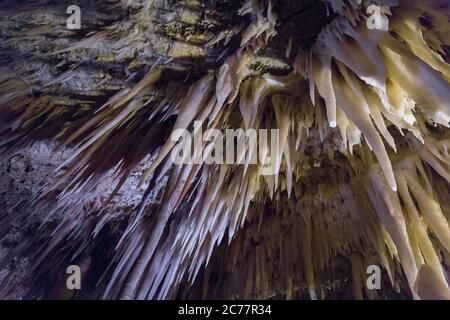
[0,0,449,299]
[180,139,450,299]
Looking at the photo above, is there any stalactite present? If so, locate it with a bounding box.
[0,0,449,300]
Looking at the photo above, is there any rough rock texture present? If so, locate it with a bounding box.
[0,141,166,299]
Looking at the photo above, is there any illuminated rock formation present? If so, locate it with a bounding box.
[0,0,449,300]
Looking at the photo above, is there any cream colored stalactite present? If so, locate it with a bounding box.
[365,167,418,297]
[239,79,262,129]
[49,68,163,192]
[179,167,227,256]
[354,187,396,285]
[336,107,362,154]
[380,33,450,127]
[397,191,425,269]
[314,20,387,91]
[391,14,450,81]
[419,137,450,183]
[415,265,450,300]
[141,73,215,182]
[311,54,337,128]
[239,0,277,47]
[210,48,259,127]
[310,20,399,190]
[383,80,423,142]
[399,160,450,254]
[333,66,397,191]
[308,3,450,194]
[273,96,293,195]
[363,87,397,152]
[364,144,450,299]
[119,163,196,299]
[395,163,448,286]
